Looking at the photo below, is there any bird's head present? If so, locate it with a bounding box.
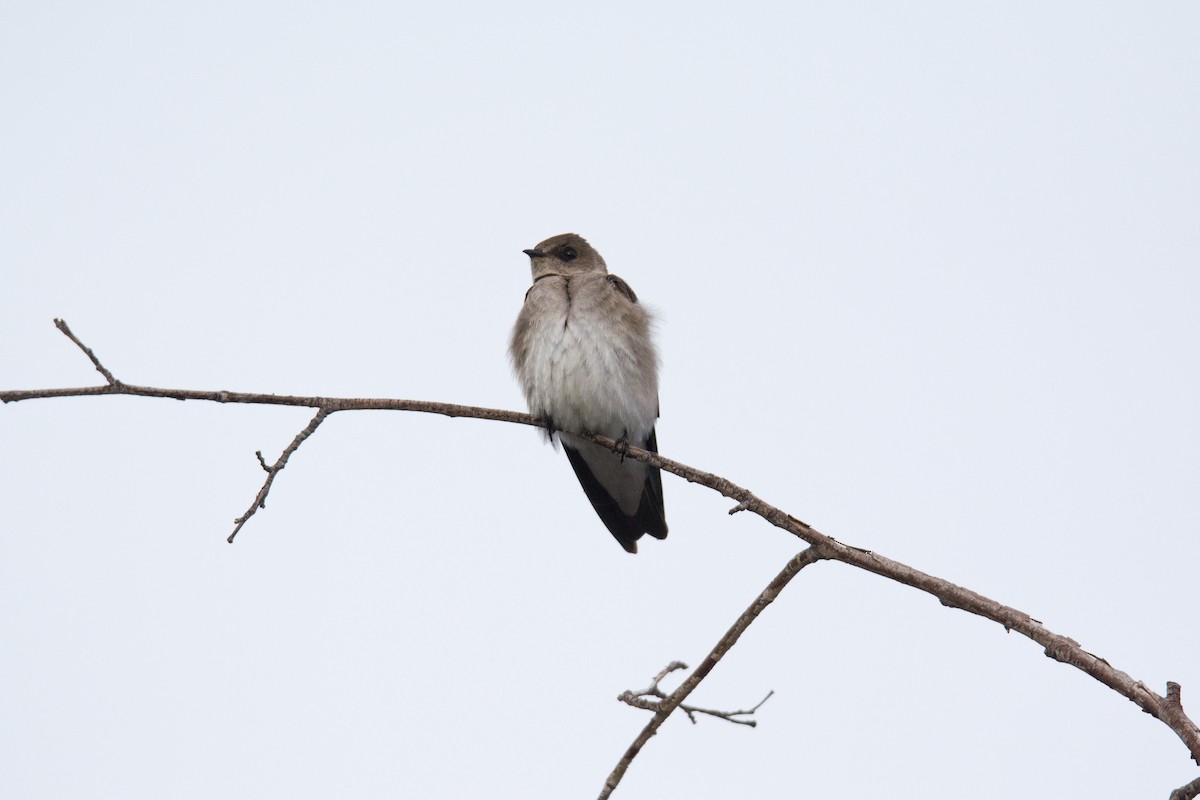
[523,233,607,280]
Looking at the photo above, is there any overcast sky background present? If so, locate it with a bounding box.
[2,3,1198,798]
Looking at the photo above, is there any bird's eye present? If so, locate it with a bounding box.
[560,247,577,262]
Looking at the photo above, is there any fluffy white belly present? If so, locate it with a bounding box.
[521,296,657,440]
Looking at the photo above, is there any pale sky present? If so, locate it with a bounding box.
[2,3,1198,798]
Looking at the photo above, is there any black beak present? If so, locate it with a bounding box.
[523,249,545,258]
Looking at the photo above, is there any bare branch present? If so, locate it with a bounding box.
[228,407,332,543]
[1172,776,1200,800]
[5,319,1200,789]
[599,548,825,799]
[588,435,1200,771]
[0,375,540,424]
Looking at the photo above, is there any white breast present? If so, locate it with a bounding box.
[516,275,658,441]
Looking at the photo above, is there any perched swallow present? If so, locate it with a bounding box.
[510,233,668,553]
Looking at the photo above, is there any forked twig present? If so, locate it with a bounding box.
[618,661,773,727]
[599,548,825,799]
[228,407,331,542]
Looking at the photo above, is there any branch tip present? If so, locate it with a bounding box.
[53,318,120,386]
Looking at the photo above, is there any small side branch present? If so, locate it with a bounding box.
[599,547,825,799]
[227,407,331,543]
[618,661,773,727]
[54,318,121,386]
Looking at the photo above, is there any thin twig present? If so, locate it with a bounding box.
[618,662,773,727]
[619,689,774,727]
[682,691,774,726]
[227,407,332,543]
[651,661,688,686]
[625,661,689,697]
[599,548,825,799]
[33,322,337,543]
[53,318,120,386]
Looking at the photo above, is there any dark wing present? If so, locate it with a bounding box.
[562,433,668,554]
[606,274,639,303]
[637,428,668,541]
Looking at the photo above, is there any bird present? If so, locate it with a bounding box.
[509,233,668,553]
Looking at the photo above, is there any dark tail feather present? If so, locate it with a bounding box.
[562,433,668,553]
[637,429,668,540]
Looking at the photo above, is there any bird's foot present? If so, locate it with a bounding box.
[612,432,630,463]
